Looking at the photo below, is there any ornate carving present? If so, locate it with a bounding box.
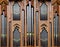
[57,0,60,5]
[52,0,60,5]
[52,0,57,5]
[0,0,8,5]
[2,2,5,11]
[0,0,8,15]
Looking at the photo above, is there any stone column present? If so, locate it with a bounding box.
[52,6,54,47]
[34,0,36,47]
[24,0,27,47]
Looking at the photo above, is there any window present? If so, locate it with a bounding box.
[40,3,48,20]
[40,27,48,47]
[13,2,20,20]
[1,11,7,46]
[13,26,20,47]
[26,1,34,46]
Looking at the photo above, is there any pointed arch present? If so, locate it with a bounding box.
[13,2,20,20]
[41,24,47,27]
[40,3,48,20]
[40,27,48,47]
[13,26,20,46]
[1,11,7,46]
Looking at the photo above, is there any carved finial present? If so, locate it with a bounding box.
[2,2,5,11]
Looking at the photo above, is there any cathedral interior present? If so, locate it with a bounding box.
[0,0,60,47]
